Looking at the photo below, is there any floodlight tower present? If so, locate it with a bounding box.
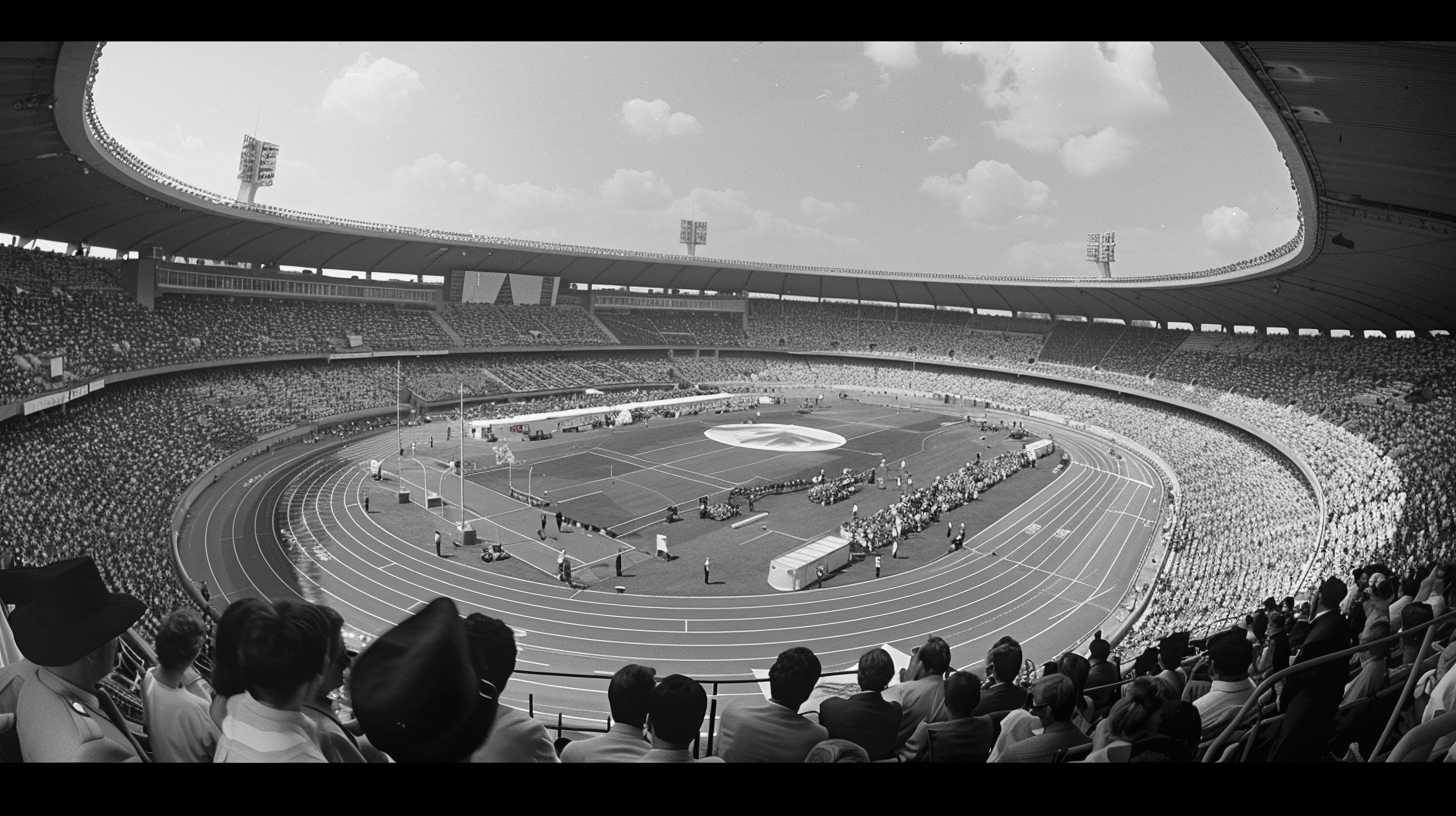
[1085,232,1116,279]
[236,134,280,204]
[679,219,708,257]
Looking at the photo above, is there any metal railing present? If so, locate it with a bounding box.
[1202,608,1454,762]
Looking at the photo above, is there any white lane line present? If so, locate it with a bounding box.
[1075,463,1152,488]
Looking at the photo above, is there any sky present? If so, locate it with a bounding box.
[79,41,1300,280]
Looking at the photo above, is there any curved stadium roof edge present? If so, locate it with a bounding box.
[1,42,1453,331]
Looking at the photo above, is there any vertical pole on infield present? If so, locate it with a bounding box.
[459,382,465,532]
[395,360,401,484]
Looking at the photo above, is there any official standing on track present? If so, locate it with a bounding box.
[539,513,548,540]
[704,557,711,585]
[555,511,564,532]
[875,555,882,578]
[363,496,370,513]
[892,539,899,560]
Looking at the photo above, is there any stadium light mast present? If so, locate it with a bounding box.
[1085,232,1116,279]
[679,219,708,257]
[235,133,279,204]
[395,360,402,484]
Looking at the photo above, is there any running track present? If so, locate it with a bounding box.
[179,408,1164,727]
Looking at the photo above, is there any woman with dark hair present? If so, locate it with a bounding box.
[208,597,270,729]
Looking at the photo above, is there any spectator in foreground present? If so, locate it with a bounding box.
[1129,700,1202,762]
[1086,631,1119,718]
[819,647,901,760]
[1192,628,1255,741]
[11,557,149,762]
[717,646,827,762]
[993,674,1091,763]
[883,636,952,747]
[214,599,330,763]
[561,664,655,762]
[640,674,722,763]
[1083,677,1162,762]
[208,597,270,730]
[349,597,498,762]
[900,670,995,762]
[804,738,870,763]
[974,636,1027,717]
[302,605,385,763]
[142,608,219,762]
[465,613,558,763]
[1272,576,1351,762]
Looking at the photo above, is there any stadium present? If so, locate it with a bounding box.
[0,41,1452,764]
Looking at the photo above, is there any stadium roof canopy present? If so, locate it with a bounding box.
[1,41,1453,332]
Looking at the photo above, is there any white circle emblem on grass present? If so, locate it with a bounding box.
[704,423,847,452]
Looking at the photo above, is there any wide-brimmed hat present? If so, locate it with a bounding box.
[5,557,145,666]
[349,597,498,762]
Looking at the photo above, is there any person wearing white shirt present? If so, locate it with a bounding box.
[142,609,219,763]
[464,613,559,763]
[561,664,654,763]
[1192,629,1255,741]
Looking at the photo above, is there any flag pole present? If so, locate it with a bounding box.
[459,382,466,533]
[395,360,401,488]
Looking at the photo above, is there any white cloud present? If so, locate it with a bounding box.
[322,54,422,123]
[599,169,674,210]
[799,196,857,224]
[389,153,585,231]
[1006,240,1090,277]
[919,160,1051,226]
[864,42,920,70]
[955,42,1169,175]
[1202,205,1252,246]
[926,135,959,153]
[1058,127,1137,176]
[830,90,860,112]
[620,98,703,140]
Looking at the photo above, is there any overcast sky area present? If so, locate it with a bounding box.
[78,41,1300,280]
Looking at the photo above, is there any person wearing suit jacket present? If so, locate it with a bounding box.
[974,637,1028,716]
[717,647,827,762]
[882,636,953,747]
[819,648,902,760]
[900,670,996,762]
[1272,576,1351,762]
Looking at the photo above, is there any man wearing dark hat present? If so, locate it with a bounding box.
[1272,575,1352,762]
[1193,628,1254,741]
[350,597,498,762]
[8,557,150,762]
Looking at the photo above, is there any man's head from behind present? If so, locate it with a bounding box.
[1056,652,1091,697]
[239,599,329,709]
[857,648,894,693]
[1317,576,1348,613]
[769,646,821,710]
[607,664,657,729]
[987,636,1022,684]
[943,670,983,718]
[916,636,951,677]
[1088,631,1111,662]
[1208,629,1253,681]
[154,608,208,673]
[646,674,706,748]
[463,613,518,695]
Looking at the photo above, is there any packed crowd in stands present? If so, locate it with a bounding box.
[439,304,612,347]
[3,242,1455,761]
[595,309,746,347]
